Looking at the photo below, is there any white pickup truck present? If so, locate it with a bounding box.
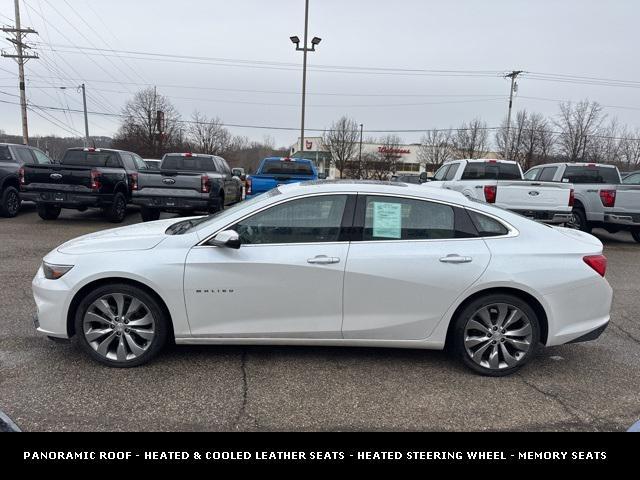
[524,162,640,242]
[425,159,574,224]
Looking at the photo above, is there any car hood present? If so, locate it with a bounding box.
[56,218,179,255]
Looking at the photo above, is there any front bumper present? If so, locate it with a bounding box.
[511,209,573,224]
[32,266,73,339]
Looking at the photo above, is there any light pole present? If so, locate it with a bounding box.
[290,0,321,156]
[60,84,90,146]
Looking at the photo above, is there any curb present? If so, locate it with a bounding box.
[0,409,21,432]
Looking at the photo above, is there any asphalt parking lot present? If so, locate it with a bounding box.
[1,203,639,432]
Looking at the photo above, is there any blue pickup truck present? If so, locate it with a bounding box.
[246,157,318,198]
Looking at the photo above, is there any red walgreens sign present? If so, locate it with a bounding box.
[378,146,410,155]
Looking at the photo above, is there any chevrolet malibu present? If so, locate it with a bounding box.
[32,181,612,376]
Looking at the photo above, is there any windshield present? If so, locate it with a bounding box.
[62,150,121,167]
[261,160,314,175]
[166,188,282,235]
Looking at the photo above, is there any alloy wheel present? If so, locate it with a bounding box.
[463,303,533,370]
[6,190,19,216]
[83,293,156,362]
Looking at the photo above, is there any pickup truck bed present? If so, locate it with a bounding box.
[247,157,318,198]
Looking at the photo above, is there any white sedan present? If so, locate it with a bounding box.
[32,181,612,376]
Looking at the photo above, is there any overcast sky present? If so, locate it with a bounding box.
[1,0,639,147]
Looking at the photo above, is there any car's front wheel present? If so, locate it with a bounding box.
[452,294,540,376]
[74,283,169,367]
[0,186,21,218]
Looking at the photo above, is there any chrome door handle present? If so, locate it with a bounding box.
[307,255,340,265]
[439,255,473,264]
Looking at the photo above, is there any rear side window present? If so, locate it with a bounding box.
[31,149,51,165]
[261,160,314,175]
[14,147,35,164]
[432,164,449,181]
[0,146,12,161]
[161,155,216,172]
[467,210,509,237]
[524,168,540,180]
[62,150,121,168]
[562,166,620,184]
[362,196,476,241]
[462,162,521,180]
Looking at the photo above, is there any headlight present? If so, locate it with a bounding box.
[42,262,74,280]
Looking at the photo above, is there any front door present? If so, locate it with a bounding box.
[342,195,491,340]
[184,194,353,338]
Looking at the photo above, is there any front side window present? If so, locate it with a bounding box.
[444,163,459,180]
[362,196,473,241]
[623,173,640,185]
[432,164,450,181]
[524,168,540,180]
[233,195,348,245]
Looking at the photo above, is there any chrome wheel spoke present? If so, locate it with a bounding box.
[506,337,530,351]
[488,344,500,369]
[96,332,117,356]
[476,307,493,329]
[124,333,147,356]
[125,297,142,318]
[501,309,521,329]
[500,343,519,367]
[85,328,112,342]
[95,299,116,320]
[471,340,493,360]
[84,311,112,327]
[128,313,153,327]
[465,335,491,348]
[467,319,491,335]
[116,337,128,362]
[129,327,154,341]
[112,293,125,317]
[505,323,532,337]
[495,304,509,327]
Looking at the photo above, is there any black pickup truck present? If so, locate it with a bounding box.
[20,147,148,223]
[0,143,54,218]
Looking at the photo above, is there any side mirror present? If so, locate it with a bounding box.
[318,172,327,180]
[419,172,429,183]
[209,230,241,249]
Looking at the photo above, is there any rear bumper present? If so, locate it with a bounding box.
[565,321,609,344]
[511,209,572,224]
[604,212,640,227]
[132,195,212,211]
[21,191,106,208]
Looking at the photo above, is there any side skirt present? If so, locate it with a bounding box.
[174,337,445,350]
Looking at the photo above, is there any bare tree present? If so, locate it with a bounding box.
[496,111,555,170]
[369,134,403,180]
[417,129,453,171]
[113,87,182,157]
[323,116,360,179]
[554,100,605,162]
[619,128,640,170]
[589,118,623,165]
[453,118,489,159]
[187,111,231,155]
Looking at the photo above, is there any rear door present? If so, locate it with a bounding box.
[342,194,490,340]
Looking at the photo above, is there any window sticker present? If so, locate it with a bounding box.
[372,202,402,239]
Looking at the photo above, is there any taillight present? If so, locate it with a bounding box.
[599,189,616,208]
[246,177,252,195]
[90,169,101,191]
[18,167,25,188]
[569,188,575,207]
[583,255,607,277]
[201,174,211,193]
[484,185,497,204]
[129,173,138,191]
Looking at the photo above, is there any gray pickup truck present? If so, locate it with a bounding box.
[0,143,53,217]
[132,153,243,222]
[525,162,640,242]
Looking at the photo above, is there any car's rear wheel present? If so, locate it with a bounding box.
[140,207,161,222]
[453,294,540,376]
[74,284,168,367]
[0,186,21,218]
[106,192,127,223]
[209,194,224,214]
[567,208,591,233]
[37,203,61,220]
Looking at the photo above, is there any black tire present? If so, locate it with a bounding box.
[106,192,127,223]
[568,207,591,233]
[632,230,640,243]
[0,186,21,218]
[452,293,540,377]
[74,283,169,368]
[208,194,224,214]
[140,207,161,222]
[37,203,61,220]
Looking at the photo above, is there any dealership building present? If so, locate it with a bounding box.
[290,137,423,178]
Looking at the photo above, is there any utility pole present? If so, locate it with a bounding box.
[2,0,39,145]
[358,123,364,177]
[80,84,89,147]
[504,70,523,158]
[290,0,321,156]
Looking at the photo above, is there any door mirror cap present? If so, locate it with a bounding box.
[210,230,241,249]
[419,172,429,183]
[317,172,328,180]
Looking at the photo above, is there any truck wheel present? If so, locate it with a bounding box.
[37,204,61,220]
[209,195,224,214]
[140,207,161,222]
[631,230,640,243]
[0,186,21,218]
[568,208,591,233]
[106,192,127,223]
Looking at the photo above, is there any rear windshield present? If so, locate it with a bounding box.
[461,162,521,180]
[62,150,121,167]
[562,166,620,184]
[0,146,12,161]
[261,160,314,175]
[161,155,216,172]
